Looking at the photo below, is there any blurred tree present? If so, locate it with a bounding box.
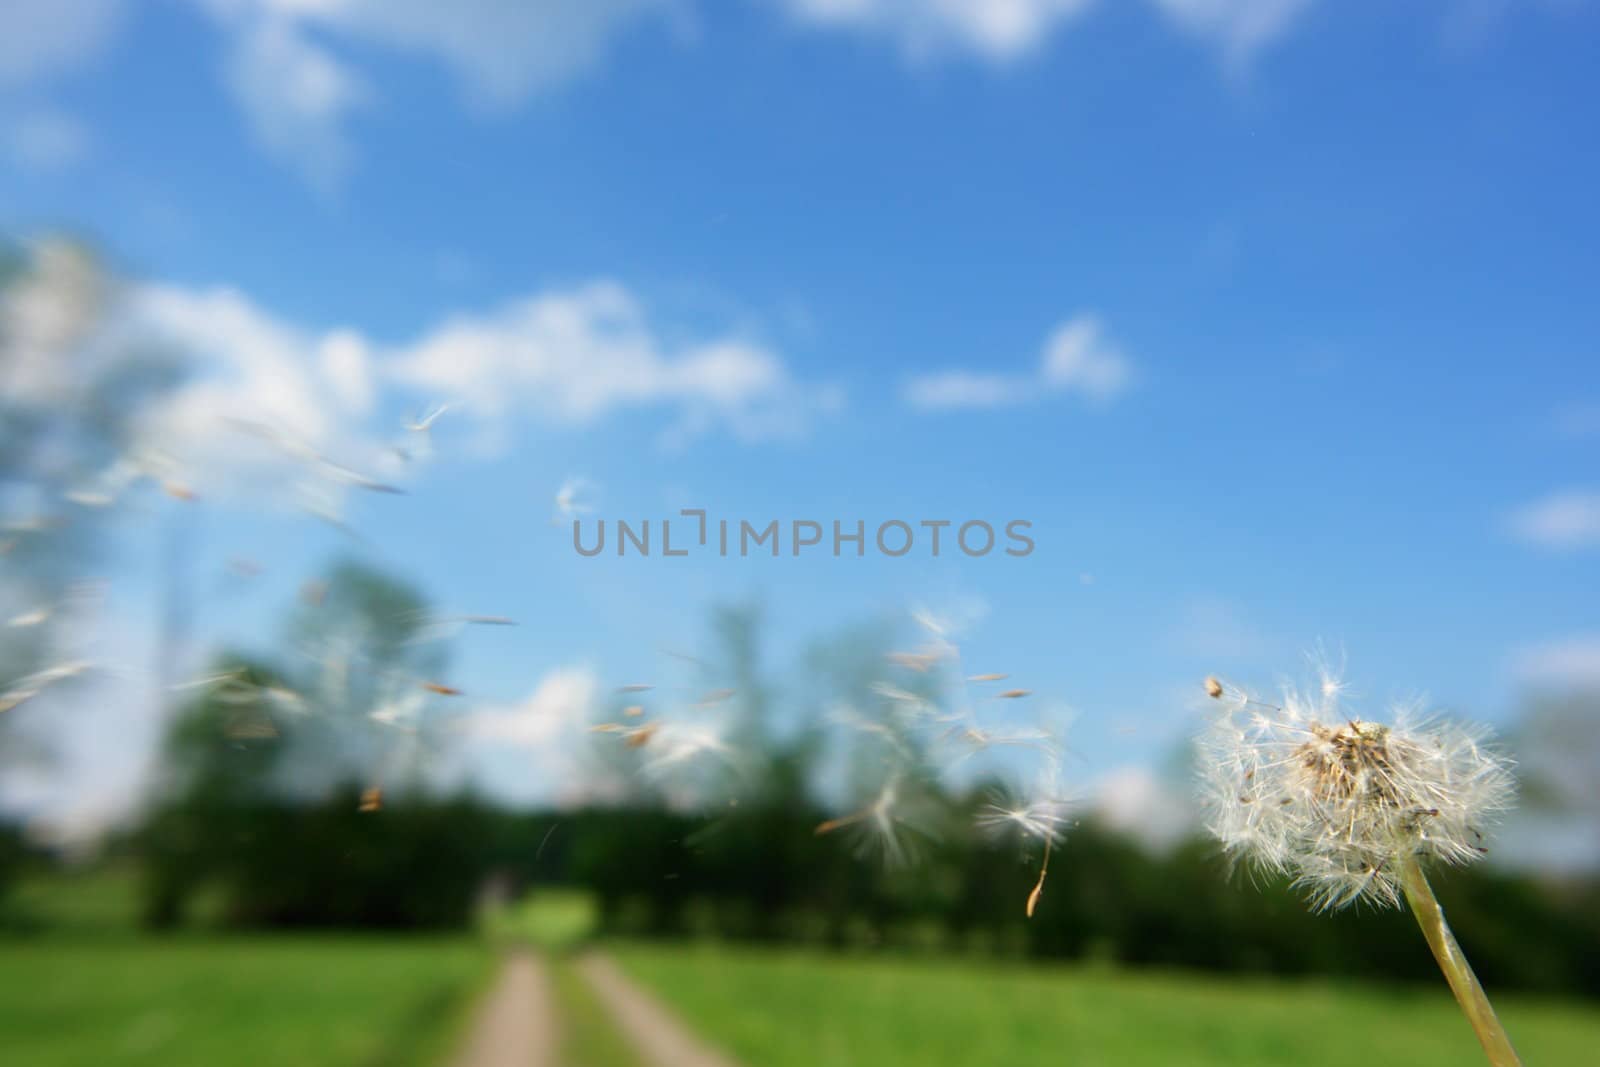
[1,237,180,894]
[139,557,483,929]
[1510,687,1600,868]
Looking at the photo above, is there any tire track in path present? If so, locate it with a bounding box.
[576,953,743,1067]
[450,951,557,1067]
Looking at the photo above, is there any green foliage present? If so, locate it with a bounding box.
[140,787,498,931]
[0,821,24,903]
[544,803,1600,997]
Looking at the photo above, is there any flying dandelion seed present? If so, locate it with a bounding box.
[886,650,942,672]
[6,606,51,628]
[976,780,1071,917]
[358,786,383,812]
[642,719,734,775]
[814,776,929,868]
[997,689,1031,699]
[420,681,461,696]
[1199,669,1522,1065]
[404,403,450,434]
[0,660,92,714]
[553,476,598,519]
[968,672,1008,682]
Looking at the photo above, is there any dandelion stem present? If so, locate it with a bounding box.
[1398,854,1522,1067]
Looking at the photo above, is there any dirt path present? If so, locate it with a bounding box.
[576,953,742,1067]
[450,951,557,1067]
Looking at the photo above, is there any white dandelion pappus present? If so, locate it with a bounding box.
[815,775,932,869]
[1199,669,1525,1065]
[640,717,735,776]
[1198,673,1517,911]
[0,660,93,714]
[975,783,1071,845]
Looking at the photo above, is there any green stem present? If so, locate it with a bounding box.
[1398,854,1522,1067]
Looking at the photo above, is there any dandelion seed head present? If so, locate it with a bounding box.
[1198,671,1516,910]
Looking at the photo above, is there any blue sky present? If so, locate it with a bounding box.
[2,0,1598,833]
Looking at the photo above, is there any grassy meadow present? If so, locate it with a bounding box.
[7,871,1600,1066]
[616,944,1600,1067]
[1,869,490,1067]
[0,938,490,1067]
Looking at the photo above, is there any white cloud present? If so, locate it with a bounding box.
[0,600,167,853]
[1513,634,1600,689]
[121,275,832,503]
[1091,764,1194,850]
[1507,489,1600,550]
[780,0,1315,64]
[452,665,598,749]
[389,281,836,445]
[195,0,669,184]
[5,109,92,170]
[222,16,369,191]
[779,0,1095,62]
[318,329,375,415]
[1149,0,1314,66]
[902,312,1132,412]
[263,0,672,108]
[902,371,1028,411]
[129,283,372,492]
[443,665,623,807]
[1040,314,1131,401]
[0,0,124,87]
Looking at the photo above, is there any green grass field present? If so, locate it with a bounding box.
[616,944,1600,1067]
[0,938,490,1067]
[8,871,1600,1067]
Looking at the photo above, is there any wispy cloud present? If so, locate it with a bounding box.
[777,0,1095,63]
[220,16,370,192]
[284,0,674,109]
[1553,402,1600,440]
[1166,595,1270,661]
[1513,633,1600,689]
[779,0,1314,66]
[0,0,124,87]
[1150,0,1315,68]
[1506,489,1600,551]
[4,108,92,171]
[903,312,1132,412]
[902,370,1028,412]
[194,0,672,186]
